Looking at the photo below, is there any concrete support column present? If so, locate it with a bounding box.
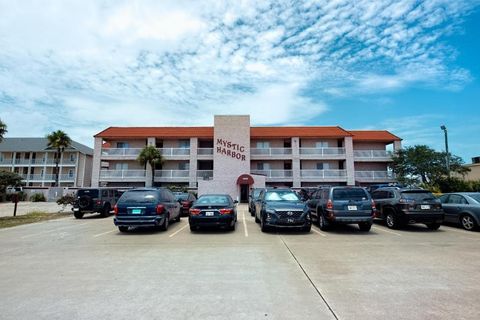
[189,137,198,188]
[74,151,80,187]
[345,137,355,185]
[393,140,402,153]
[292,137,301,188]
[91,137,102,187]
[145,137,156,187]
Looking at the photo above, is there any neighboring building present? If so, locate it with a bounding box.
[463,156,480,181]
[0,138,93,187]
[92,115,401,201]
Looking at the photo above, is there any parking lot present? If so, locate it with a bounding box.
[0,204,479,320]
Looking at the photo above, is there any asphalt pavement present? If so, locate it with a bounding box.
[0,205,479,320]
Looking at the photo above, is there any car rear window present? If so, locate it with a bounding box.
[468,194,480,203]
[401,191,436,201]
[265,191,299,201]
[174,193,188,201]
[118,191,158,204]
[78,189,99,198]
[197,195,230,205]
[332,188,368,201]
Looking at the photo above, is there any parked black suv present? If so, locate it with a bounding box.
[255,188,311,232]
[73,188,122,219]
[248,188,264,217]
[371,187,444,230]
[307,186,375,231]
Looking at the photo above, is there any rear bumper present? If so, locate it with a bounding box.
[189,215,235,227]
[329,216,373,224]
[114,215,166,227]
[400,212,444,224]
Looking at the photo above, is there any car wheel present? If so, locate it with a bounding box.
[358,222,372,232]
[189,225,196,232]
[319,215,330,231]
[118,226,128,233]
[426,223,441,230]
[460,214,477,231]
[74,212,84,219]
[385,212,399,229]
[250,208,255,217]
[255,214,260,223]
[160,215,169,231]
[260,216,269,233]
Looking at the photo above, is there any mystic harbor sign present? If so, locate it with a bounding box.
[215,138,247,161]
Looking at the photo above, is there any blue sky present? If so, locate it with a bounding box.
[0,0,479,162]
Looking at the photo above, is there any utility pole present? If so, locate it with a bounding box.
[440,125,450,177]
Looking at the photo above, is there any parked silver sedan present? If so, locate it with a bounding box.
[439,193,480,231]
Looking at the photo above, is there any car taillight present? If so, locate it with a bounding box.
[326,199,333,210]
[371,200,376,217]
[219,208,233,215]
[190,208,201,215]
[114,204,118,215]
[371,199,376,210]
[156,204,165,214]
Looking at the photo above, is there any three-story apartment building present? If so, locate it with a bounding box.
[0,138,93,187]
[92,115,401,201]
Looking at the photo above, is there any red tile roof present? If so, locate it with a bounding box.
[95,126,401,141]
[349,130,402,142]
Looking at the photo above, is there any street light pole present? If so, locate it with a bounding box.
[440,125,450,177]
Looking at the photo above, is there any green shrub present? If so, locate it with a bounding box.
[56,194,75,206]
[30,193,46,202]
[6,191,27,202]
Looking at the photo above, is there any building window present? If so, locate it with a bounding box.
[178,162,190,170]
[0,153,3,162]
[316,163,330,170]
[316,141,329,148]
[178,139,190,148]
[257,162,271,170]
[256,141,270,149]
[70,154,75,162]
[68,169,74,178]
[117,142,129,148]
[115,163,128,170]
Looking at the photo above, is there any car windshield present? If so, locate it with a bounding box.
[118,191,158,204]
[197,195,230,205]
[401,191,436,201]
[77,189,99,198]
[252,189,262,198]
[468,194,480,203]
[265,191,299,201]
[174,193,189,201]
[332,188,368,201]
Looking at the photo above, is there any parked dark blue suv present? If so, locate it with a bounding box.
[114,188,181,232]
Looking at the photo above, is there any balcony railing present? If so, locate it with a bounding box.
[251,170,293,179]
[355,171,396,180]
[301,169,347,179]
[354,150,392,159]
[196,170,213,180]
[0,159,13,165]
[154,170,190,179]
[101,148,143,157]
[197,148,213,155]
[21,173,75,181]
[251,148,292,156]
[300,148,346,156]
[100,170,146,179]
[158,148,190,156]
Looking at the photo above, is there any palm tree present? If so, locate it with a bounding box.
[0,118,7,142]
[137,145,164,187]
[46,130,72,187]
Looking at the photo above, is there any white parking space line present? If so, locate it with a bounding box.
[372,226,402,236]
[21,222,88,239]
[169,224,188,238]
[242,210,249,237]
[93,229,116,238]
[311,228,327,237]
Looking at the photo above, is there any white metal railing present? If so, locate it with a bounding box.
[301,169,347,178]
[154,170,190,178]
[251,148,292,156]
[100,170,146,179]
[0,159,13,165]
[101,148,143,157]
[158,148,190,156]
[197,148,213,155]
[354,150,392,159]
[196,170,213,180]
[355,171,396,180]
[300,148,346,156]
[251,170,293,178]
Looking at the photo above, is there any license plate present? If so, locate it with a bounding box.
[205,211,214,216]
[131,209,142,214]
[347,205,357,211]
[287,218,294,223]
[421,205,430,210]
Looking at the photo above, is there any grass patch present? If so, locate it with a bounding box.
[0,211,70,229]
